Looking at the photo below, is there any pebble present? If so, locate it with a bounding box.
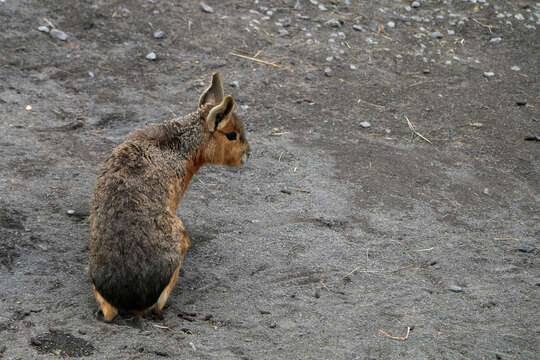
[297,15,311,20]
[515,13,525,21]
[146,52,157,60]
[38,26,50,33]
[50,29,68,41]
[153,31,165,39]
[411,1,420,8]
[318,4,328,11]
[518,245,535,253]
[368,23,377,32]
[447,29,455,35]
[489,37,502,44]
[483,71,495,78]
[387,21,395,28]
[482,188,489,195]
[353,24,367,32]
[516,100,527,106]
[326,19,342,28]
[511,65,520,71]
[199,2,214,13]
[449,285,463,293]
[66,209,75,215]
[305,73,314,81]
[323,67,332,76]
[294,0,302,11]
[350,64,357,70]
[429,31,444,38]
[278,29,289,37]
[230,81,240,88]
[359,121,371,128]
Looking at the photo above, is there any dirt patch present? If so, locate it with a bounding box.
[31,330,95,357]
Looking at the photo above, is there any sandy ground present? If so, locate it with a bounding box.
[0,0,539,359]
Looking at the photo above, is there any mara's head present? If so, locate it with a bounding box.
[199,73,250,167]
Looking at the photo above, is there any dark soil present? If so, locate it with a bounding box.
[1,0,538,359]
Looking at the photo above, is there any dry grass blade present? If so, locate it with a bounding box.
[43,18,56,29]
[472,18,493,33]
[357,98,385,110]
[405,115,432,144]
[229,52,283,69]
[379,327,411,341]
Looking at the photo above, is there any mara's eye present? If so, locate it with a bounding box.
[225,132,237,141]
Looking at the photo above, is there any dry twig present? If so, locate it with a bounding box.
[405,115,432,144]
[230,52,283,69]
[379,327,411,341]
[472,18,493,33]
[357,98,385,110]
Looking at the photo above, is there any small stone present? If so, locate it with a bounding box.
[305,73,314,81]
[411,1,420,8]
[66,209,75,215]
[153,31,165,39]
[449,285,463,293]
[429,31,444,39]
[230,81,240,88]
[405,5,412,12]
[294,0,302,11]
[199,2,214,13]
[482,188,489,195]
[50,29,68,41]
[359,121,371,128]
[489,37,502,44]
[447,29,455,35]
[38,26,50,33]
[516,100,527,106]
[515,13,525,21]
[277,29,289,37]
[387,21,395,28]
[353,24,366,32]
[323,67,332,76]
[146,52,157,60]
[318,4,328,11]
[297,15,311,20]
[518,245,535,253]
[385,128,391,134]
[368,23,377,32]
[25,105,32,111]
[326,19,342,28]
[483,71,495,78]
[511,65,520,71]
[349,64,357,70]
[88,71,94,78]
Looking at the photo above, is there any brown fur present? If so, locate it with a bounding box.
[88,73,250,320]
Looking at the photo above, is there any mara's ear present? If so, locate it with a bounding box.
[206,96,235,133]
[199,72,224,107]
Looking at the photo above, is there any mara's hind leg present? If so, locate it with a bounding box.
[92,284,118,322]
[154,232,191,314]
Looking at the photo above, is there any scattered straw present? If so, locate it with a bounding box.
[43,18,56,29]
[379,327,411,341]
[472,18,493,33]
[269,128,289,136]
[357,98,385,110]
[230,52,283,69]
[407,247,434,252]
[405,115,432,144]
